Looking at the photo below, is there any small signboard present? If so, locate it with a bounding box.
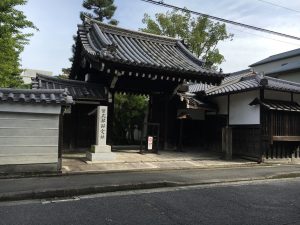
[147,136,153,150]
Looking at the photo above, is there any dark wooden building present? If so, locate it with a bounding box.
[189,71,300,162]
[35,18,223,156]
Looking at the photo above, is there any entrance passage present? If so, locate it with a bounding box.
[112,93,149,148]
[62,149,252,173]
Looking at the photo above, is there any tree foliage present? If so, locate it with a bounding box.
[141,10,233,70]
[69,0,118,64]
[113,94,148,144]
[57,68,71,79]
[0,0,37,87]
[80,0,118,25]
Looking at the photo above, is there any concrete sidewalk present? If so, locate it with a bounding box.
[62,151,256,174]
[1,164,300,202]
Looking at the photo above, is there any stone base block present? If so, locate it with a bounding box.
[263,158,292,164]
[86,151,116,161]
[90,145,112,153]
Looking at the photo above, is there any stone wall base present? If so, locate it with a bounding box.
[0,163,58,174]
[262,157,300,164]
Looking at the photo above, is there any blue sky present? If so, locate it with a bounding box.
[20,0,300,75]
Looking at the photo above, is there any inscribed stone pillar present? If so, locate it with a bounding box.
[86,106,116,161]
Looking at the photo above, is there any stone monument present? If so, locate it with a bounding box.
[86,106,116,161]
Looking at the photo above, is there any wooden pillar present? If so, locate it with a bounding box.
[222,94,232,160]
[222,127,232,160]
[227,94,230,126]
[148,95,153,123]
[163,95,169,150]
[259,89,265,163]
[57,110,64,172]
[178,119,183,152]
[69,106,76,151]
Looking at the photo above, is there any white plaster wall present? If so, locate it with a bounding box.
[0,103,61,167]
[251,55,300,74]
[277,72,300,83]
[264,90,291,101]
[229,90,260,125]
[0,103,61,114]
[212,95,228,115]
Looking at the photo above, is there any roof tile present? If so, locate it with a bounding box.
[0,88,73,105]
[34,74,107,101]
[189,71,300,96]
[75,19,224,84]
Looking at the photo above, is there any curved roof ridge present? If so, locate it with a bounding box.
[72,18,224,85]
[188,71,254,94]
[176,41,204,67]
[86,18,180,44]
[0,87,66,94]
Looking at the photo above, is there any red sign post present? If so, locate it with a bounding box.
[147,136,153,150]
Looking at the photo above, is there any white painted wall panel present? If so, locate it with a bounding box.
[0,146,57,155]
[0,109,60,166]
[0,128,58,136]
[251,55,300,74]
[0,103,61,114]
[229,90,260,125]
[278,72,300,83]
[0,118,58,129]
[0,154,58,165]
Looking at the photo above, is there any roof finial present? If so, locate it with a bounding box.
[83,14,92,25]
[31,77,39,89]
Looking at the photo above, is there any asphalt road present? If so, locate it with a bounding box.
[1,178,300,225]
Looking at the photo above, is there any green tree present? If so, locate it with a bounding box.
[57,68,71,79]
[113,94,148,144]
[80,0,118,25]
[140,10,233,70]
[0,0,38,87]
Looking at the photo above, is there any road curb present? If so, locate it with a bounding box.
[0,182,175,202]
[1,172,300,202]
[1,162,291,180]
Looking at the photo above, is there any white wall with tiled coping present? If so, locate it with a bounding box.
[0,102,61,172]
[211,90,300,125]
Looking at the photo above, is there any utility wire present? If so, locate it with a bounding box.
[141,0,300,41]
[228,26,300,47]
[257,0,300,14]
